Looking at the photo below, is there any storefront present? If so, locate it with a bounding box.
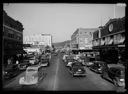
[3,10,24,67]
[92,17,125,64]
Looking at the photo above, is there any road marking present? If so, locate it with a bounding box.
[53,58,60,90]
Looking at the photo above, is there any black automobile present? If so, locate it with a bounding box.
[85,57,95,67]
[3,64,20,80]
[18,60,30,71]
[101,64,125,87]
[69,62,86,77]
[89,61,107,74]
[39,55,50,67]
[65,55,74,65]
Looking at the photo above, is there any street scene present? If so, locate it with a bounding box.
[3,3,126,92]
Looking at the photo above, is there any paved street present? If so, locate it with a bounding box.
[3,53,125,92]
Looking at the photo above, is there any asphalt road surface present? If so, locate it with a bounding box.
[3,53,126,92]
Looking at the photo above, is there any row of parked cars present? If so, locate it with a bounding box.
[19,50,53,85]
[3,52,51,81]
[84,57,125,87]
[62,50,125,87]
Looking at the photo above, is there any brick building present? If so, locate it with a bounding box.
[71,28,98,50]
[3,10,24,66]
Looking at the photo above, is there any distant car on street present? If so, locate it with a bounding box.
[39,55,50,67]
[68,61,86,77]
[18,60,30,71]
[101,64,125,87]
[29,57,39,65]
[89,61,107,74]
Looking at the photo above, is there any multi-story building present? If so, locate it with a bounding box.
[71,28,98,50]
[24,34,52,47]
[92,17,125,64]
[3,10,24,66]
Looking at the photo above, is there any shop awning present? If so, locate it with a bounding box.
[114,33,125,44]
[119,35,125,43]
[108,37,113,45]
[100,39,105,45]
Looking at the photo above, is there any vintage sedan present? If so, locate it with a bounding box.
[19,66,46,85]
[18,60,30,71]
[3,64,20,80]
[101,64,125,87]
[69,62,86,77]
[29,57,39,65]
[40,55,50,67]
[89,61,107,74]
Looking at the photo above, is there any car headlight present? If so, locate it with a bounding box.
[98,68,101,70]
[120,79,124,81]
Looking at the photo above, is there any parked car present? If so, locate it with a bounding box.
[68,61,86,77]
[18,60,30,71]
[85,57,95,67]
[101,64,125,87]
[40,55,50,67]
[3,64,20,80]
[19,66,46,85]
[29,57,39,65]
[89,61,107,74]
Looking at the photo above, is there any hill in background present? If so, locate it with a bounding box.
[52,40,71,48]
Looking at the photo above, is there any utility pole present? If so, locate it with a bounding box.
[100,16,102,26]
[114,4,116,18]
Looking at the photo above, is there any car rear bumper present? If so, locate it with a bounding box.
[73,73,86,76]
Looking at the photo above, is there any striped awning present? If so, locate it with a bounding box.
[108,37,113,45]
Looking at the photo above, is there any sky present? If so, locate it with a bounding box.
[3,3,125,43]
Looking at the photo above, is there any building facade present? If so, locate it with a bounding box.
[3,10,24,66]
[71,28,98,50]
[24,34,52,47]
[92,17,125,64]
